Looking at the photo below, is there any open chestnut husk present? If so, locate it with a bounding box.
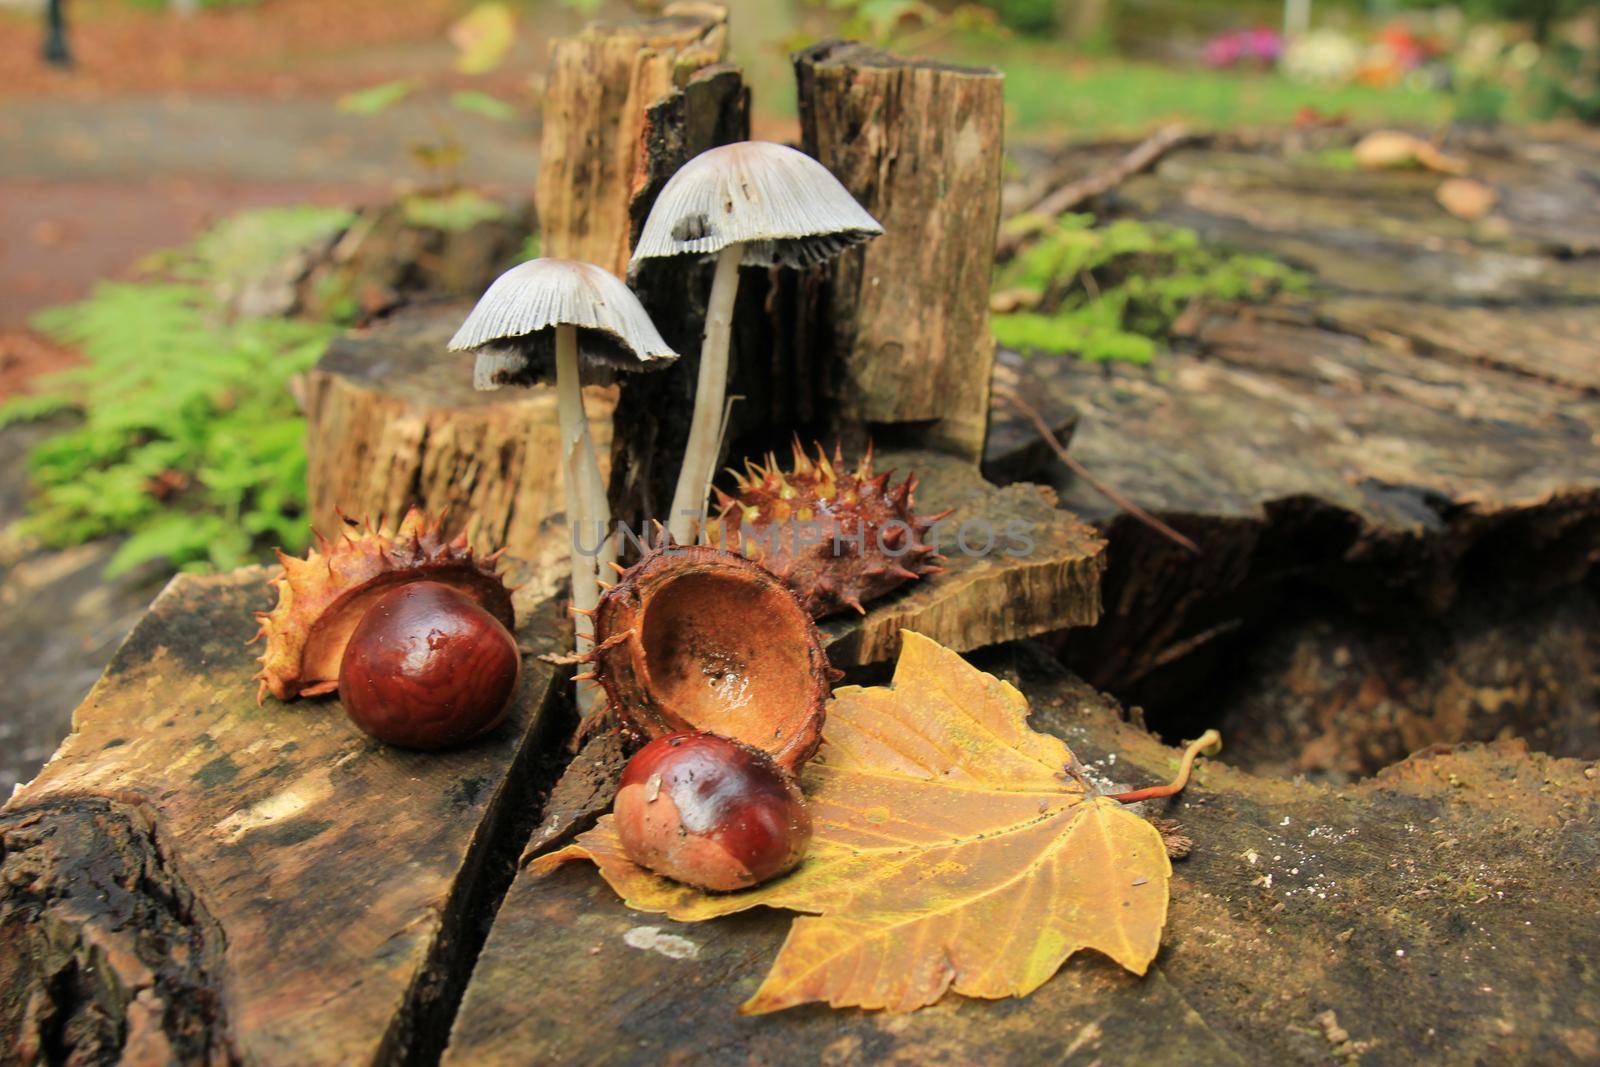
[252,509,514,703]
[614,732,811,891]
[590,544,834,773]
[338,581,520,749]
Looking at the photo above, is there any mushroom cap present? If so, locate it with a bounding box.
[630,141,883,270]
[447,258,677,390]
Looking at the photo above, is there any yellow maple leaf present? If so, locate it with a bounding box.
[535,630,1171,1014]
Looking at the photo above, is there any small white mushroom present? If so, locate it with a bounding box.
[631,141,882,544]
[449,259,676,707]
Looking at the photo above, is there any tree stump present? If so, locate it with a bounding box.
[0,568,569,1064]
[445,646,1600,1065]
[8,578,1592,1066]
[791,41,1006,461]
[993,127,1600,777]
[535,3,731,277]
[304,303,617,579]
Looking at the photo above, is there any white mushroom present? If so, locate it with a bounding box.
[631,141,882,544]
[449,259,676,704]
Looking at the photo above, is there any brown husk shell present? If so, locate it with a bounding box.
[252,508,514,702]
[590,543,834,772]
[702,439,950,619]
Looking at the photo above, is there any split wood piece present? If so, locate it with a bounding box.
[792,40,1005,462]
[0,568,568,1064]
[817,446,1104,667]
[305,303,616,588]
[445,648,1600,1064]
[534,3,729,277]
[521,729,628,860]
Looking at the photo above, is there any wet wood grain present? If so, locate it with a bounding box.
[0,569,567,1064]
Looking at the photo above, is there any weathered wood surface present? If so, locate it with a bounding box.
[305,303,616,583]
[0,568,567,1065]
[793,41,1005,461]
[992,128,1600,772]
[817,446,1103,667]
[534,3,729,277]
[446,646,1600,1065]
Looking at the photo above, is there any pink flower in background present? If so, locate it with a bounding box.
[1203,27,1285,69]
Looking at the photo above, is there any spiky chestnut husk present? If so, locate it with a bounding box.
[585,543,835,773]
[702,439,951,619]
[252,509,514,703]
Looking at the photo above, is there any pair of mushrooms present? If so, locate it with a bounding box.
[449,141,882,696]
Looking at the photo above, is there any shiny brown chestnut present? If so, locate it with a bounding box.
[614,732,812,891]
[338,581,520,749]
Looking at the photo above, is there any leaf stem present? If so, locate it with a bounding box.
[1106,729,1221,804]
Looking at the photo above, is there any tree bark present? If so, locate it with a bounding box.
[605,63,751,534]
[790,40,1006,461]
[534,3,731,278]
[304,304,616,572]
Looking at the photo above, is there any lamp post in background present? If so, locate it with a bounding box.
[44,0,71,67]
[1283,0,1311,37]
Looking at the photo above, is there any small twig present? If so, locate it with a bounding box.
[997,123,1193,259]
[993,385,1200,556]
[1107,730,1221,804]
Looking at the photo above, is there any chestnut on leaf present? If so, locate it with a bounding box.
[614,733,812,892]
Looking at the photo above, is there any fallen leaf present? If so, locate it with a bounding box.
[1436,177,1498,221]
[535,630,1171,1014]
[449,2,517,75]
[1353,130,1467,175]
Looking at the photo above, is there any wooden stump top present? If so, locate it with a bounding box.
[821,446,1105,667]
[1,569,567,1064]
[448,652,1600,1065]
[997,128,1600,743]
[316,302,515,412]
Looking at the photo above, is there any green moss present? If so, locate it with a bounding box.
[992,213,1307,364]
[402,189,507,233]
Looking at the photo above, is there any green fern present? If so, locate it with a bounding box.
[992,213,1307,364]
[4,275,339,576]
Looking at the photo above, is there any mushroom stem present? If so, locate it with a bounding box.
[554,322,609,712]
[667,243,743,545]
